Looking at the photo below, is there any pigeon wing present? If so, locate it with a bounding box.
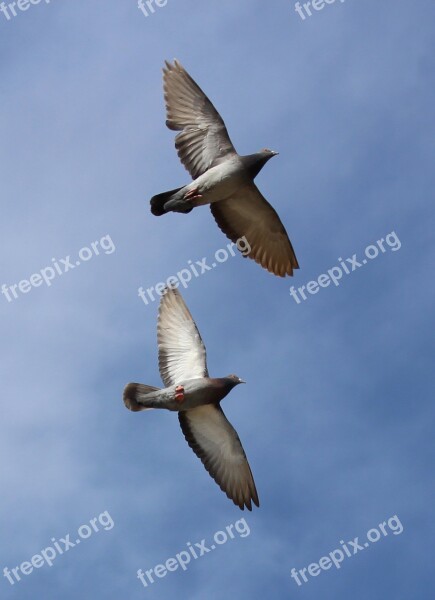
[210,183,299,277]
[158,288,208,387]
[163,60,237,180]
[179,405,259,511]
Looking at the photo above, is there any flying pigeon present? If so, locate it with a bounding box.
[150,60,299,278]
[123,287,259,511]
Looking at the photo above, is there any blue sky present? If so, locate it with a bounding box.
[0,0,434,598]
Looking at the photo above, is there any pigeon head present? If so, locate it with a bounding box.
[260,148,279,157]
[225,374,246,387]
[242,149,279,180]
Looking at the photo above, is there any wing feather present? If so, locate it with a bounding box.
[163,60,237,179]
[179,405,259,511]
[210,184,299,277]
[158,288,208,387]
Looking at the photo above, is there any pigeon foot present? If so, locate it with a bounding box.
[174,385,185,403]
[184,188,203,202]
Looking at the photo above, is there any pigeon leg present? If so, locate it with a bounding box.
[184,187,203,202]
[174,385,185,403]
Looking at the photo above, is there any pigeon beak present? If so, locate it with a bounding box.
[238,379,246,384]
[272,151,279,156]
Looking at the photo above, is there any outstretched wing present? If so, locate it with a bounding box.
[163,60,237,179]
[158,288,208,387]
[179,405,259,511]
[211,183,299,277]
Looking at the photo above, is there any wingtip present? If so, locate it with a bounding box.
[248,487,260,510]
[158,285,186,318]
[163,59,182,72]
[230,485,260,511]
[237,496,259,511]
[160,284,178,299]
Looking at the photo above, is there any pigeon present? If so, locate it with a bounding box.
[150,60,299,278]
[123,287,259,511]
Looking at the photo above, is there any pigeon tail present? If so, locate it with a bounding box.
[123,383,161,412]
[150,187,188,216]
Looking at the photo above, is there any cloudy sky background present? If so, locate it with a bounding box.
[1,0,434,598]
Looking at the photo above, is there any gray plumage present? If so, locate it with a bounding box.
[150,60,299,278]
[123,287,259,511]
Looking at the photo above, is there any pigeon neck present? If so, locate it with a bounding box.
[242,153,271,180]
[209,377,238,393]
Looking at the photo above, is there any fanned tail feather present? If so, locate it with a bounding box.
[123,383,161,412]
[150,187,183,216]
